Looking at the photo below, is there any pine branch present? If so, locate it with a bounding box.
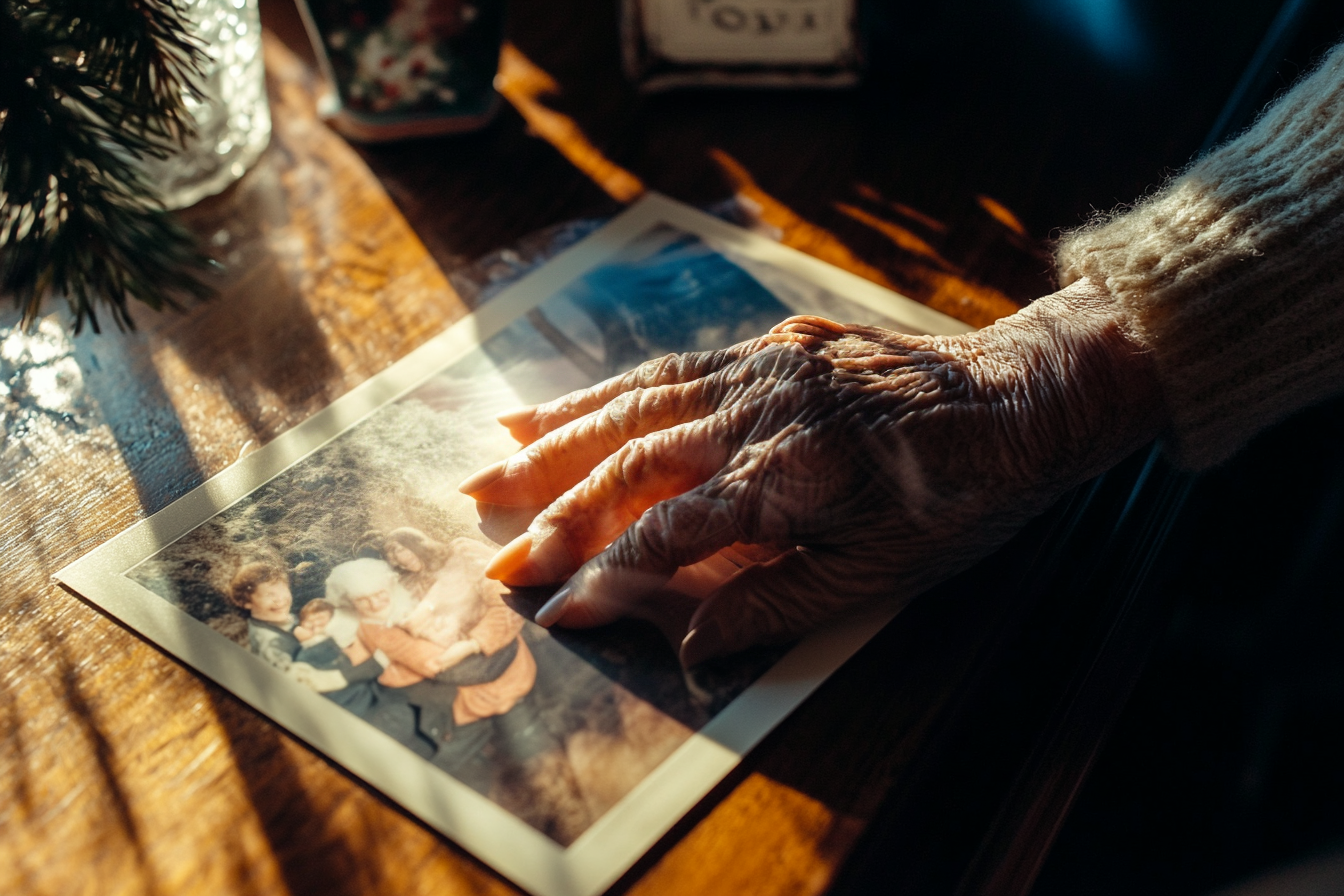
[1,0,219,333]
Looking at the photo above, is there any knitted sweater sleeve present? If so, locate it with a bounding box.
[1055,42,1344,469]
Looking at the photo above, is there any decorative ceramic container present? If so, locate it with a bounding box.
[297,0,505,142]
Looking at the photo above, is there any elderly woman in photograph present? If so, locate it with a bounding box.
[326,554,547,793]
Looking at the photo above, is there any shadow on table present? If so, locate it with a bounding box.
[66,131,344,519]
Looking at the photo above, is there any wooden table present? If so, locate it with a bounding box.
[0,1,1303,894]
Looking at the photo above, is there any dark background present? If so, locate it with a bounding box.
[878,2,1344,893]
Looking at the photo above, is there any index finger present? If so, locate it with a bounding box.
[496,331,823,444]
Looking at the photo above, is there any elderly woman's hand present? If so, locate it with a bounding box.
[459,279,1165,665]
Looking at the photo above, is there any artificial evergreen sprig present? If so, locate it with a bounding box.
[1,0,218,333]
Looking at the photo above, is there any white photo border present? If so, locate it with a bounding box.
[56,192,971,896]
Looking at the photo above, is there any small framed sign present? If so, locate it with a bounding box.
[622,0,863,91]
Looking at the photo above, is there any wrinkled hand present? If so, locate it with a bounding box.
[460,280,1164,665]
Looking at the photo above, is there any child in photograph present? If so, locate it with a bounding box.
[227,561,361,697]
[292,598,346,669]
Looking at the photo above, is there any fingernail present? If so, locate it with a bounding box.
[680,618,726,668]
[484,531,531,580]
[495,405,537,428]
[517,531,579,585]
[459,459,507,495]
[534,585,572,627]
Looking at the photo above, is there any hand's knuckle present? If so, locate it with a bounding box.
[631,506,677,567]
[614,436,658,489]
[636,383,677,421]
[597,389,642,438]
[639,354,673,385]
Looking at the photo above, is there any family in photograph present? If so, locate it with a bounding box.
[228,527,550,794]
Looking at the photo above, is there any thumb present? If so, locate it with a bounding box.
[679,547,854,666]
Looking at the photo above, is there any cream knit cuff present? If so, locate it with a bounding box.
[1055,42,1344,469]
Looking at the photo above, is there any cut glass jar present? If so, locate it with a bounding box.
[141,0,272,209]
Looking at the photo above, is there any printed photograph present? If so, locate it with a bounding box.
[125,221,905,846]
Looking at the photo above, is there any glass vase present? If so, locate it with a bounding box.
[143,0,273,210]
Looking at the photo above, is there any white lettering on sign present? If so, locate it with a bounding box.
[641,0,854,65]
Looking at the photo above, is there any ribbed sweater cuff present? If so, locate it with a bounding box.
[1056,42,1344,469]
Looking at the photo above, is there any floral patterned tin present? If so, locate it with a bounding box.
[296,0,505,141]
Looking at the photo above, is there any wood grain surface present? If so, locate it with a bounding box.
[1,1,1264,894]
